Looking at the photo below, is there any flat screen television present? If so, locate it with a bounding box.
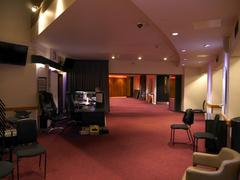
[0,41,28,65]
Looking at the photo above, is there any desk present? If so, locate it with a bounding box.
[205,113,227,153]
[73,107,105,127]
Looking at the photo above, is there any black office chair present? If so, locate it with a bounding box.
[0,147,14,179]
[16,119,47,180]
[170,109,194,144]
[39,91,67,133]
[193,114,220,152]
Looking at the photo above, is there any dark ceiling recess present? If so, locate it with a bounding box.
[31,0,43,7]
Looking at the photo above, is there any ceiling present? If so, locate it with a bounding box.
[35,0,240,67]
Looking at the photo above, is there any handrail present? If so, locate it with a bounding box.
[206,102,222,113]
[5,106,38,112]
[206,102,222,109]
[221,112,231,125]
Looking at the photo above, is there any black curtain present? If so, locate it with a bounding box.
[174,75,182,112]
[65,59,109,112]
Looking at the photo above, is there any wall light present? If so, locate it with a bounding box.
[49,66,57,71]
[36,63,45,69]
[31,5,39,12]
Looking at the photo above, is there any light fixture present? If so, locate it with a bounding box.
[31,5,39,12]
[49,66,57,71]
[111,55,116,60]
[138,56,142,60]
[183,58,188,61]
[32,55,65,72]
[197,54,208,58]
[204,44,210,48]
[172,32,179,36]
[36,63,45,69]
[181,49,186,52]
[182,64,185,66]
[163,57,167,61]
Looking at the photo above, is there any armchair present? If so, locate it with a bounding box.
[39,91,67,133]
[182,147,240,180]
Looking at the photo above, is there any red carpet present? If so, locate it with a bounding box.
[12,98,205,180]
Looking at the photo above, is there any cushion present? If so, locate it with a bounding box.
[171,124,188,130]
[16,143,46,158]
[194,132,217,140]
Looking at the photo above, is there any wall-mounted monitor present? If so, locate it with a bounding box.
[0,41,28,66]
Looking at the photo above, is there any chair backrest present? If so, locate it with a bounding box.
[39,91,57,117]
[183,109,194,126]
[17,119,37,145]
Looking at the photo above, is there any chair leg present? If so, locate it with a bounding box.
[170,128,173,143]
[17,158,19,180]
[39,154,42,168]
[188,128,194,143]
[173,129,175,144]
[196,138,198,152]
[186,130,191,143]
[44,152,47,179]
[11,168,14,180]
[193,137,195,151]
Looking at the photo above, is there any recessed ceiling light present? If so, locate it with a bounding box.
[197,54,209,58]
[163,57,167,61]
[183,58,188,61]
[111,55,116,60]
[172,32,179,36]
[138,56,142,60]
[181,49,186,52]
[31,5,38,12]
[204,44,210,48]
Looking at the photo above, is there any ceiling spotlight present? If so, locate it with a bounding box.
[163,57,168,61]
[111,55,116,60]
[181,49,186,52]
[172,32,179,36]
[204,44,210,48]
[31,5,39,12]
[138,56,142,60]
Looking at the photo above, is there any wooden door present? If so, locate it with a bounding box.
[109,78,127,97]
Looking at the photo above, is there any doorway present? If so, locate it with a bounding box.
[156,75,182,111]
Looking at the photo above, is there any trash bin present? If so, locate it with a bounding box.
[231,117,240,153]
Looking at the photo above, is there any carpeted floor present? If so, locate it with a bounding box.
[11,97,205,180]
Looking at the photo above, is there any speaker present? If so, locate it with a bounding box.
[231,117,240,153]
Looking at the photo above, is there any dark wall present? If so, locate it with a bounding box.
[65,59,109,112]
[174,75,182,111]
